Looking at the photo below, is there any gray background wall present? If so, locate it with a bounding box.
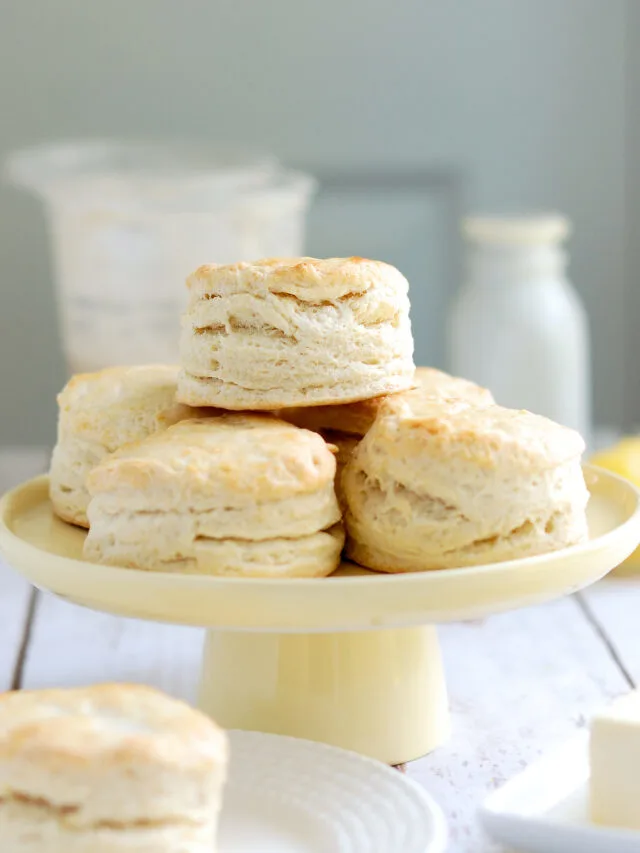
[0,0,629,444]
[626,1,640,429]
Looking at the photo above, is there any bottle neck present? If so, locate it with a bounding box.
[467,243,567,287]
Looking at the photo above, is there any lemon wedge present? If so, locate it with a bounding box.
[591,438,640,573]
[591,438,640,485]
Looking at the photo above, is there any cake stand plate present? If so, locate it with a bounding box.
[1,466,638,764]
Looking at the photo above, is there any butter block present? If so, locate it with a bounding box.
[590,689,640,830]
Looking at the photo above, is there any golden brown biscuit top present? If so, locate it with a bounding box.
[186,256,409,303]
[87,414,337,501]
[416,367,493,405]
[277,367,494,437]
[57,365,194,449]
[0,684,226,770]
[373,395,585,470]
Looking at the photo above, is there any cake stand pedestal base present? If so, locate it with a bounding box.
[198,625,451,765]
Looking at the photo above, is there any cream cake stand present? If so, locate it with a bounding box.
[1,466,639,765]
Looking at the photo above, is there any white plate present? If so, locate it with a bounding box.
[480,732,640,853]
[219,730,446,852]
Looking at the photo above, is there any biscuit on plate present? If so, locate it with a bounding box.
[321,430,360,511]
[342,393,589,572]
[277,366,494,437]
[49,365,202,528]
[83,414,344,577]
[279,367,494,495]
[0,683,227,852]
[177,256,415,410]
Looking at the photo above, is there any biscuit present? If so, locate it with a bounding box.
[177,257,415,410]
[321,430,360,511]
[49,365,202,528]
[0,683,227,852]
[342,394,589,572]
[277,366,494,437]
[83,415,344,577]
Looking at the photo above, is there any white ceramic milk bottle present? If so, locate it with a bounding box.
[447,214,591,443]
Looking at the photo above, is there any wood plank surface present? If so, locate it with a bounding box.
[580,579,640,685]
[0,447,50,691]
[407,597,629,852]
[0,562,33,691]
[21,592,204,701]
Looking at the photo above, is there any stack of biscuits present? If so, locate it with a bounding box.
[49,256,590,577]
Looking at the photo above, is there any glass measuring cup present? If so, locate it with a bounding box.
[6,140,316,372]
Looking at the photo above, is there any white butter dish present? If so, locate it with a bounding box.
[480,732,640,853]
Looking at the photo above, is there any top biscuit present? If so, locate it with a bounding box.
[186,256,407,302]
[177,256,415,410]
[277,366,495,437]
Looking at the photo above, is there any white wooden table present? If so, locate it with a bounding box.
[1,450,639,853]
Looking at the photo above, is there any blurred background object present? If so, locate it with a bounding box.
[6,140,315,372]
[0,0,632,445]
[448,213,592,443]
